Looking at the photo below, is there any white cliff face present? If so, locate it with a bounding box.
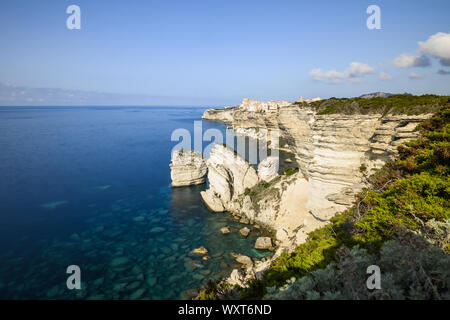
[257,157,279,182]
[170,149,207,187]
[201,105,433,249]
[202,108,235,123]
[200,144,259,212]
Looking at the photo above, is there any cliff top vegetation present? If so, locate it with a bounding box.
[299,94,450,116]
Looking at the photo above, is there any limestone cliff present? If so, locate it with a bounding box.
[201,98,434,252]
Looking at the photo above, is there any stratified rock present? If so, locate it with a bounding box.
[205,102,433,251]
[170,149,207,187]
[257,156,279,182]
[254,237,272,250]
[146,276,157,287]
[200,144,259,212]
[220,227,231,235]
[239,227,250,237]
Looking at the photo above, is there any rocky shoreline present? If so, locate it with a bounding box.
[171,97,434,292]
[198,97,435,290]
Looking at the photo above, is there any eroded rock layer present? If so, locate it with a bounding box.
[200,144,259,212]
[170,149,207,187]
[202,102,433,251]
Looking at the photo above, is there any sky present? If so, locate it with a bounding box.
[0,0,449,106]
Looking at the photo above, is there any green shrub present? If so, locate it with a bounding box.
[283,168,299,176]
[264,225,450,300]
[311,94,450,116]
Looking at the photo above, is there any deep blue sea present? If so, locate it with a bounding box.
[0,106,272,299]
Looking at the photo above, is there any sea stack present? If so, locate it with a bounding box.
[170,149,207,187]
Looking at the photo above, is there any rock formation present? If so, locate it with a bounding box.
[257,156,279,182]
[201,103,433,252]
[170,149,207,187]
[200,144,259,212]
[254,237,272,250]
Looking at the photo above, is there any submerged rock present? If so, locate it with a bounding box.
[170,149,207,187]
[186,260,203,270]
[110,256,130,267]
[230,252,240,259]
[150,227,166,233]
[129,288,146,299]
[133,216,145,222]
[254,237,272,250]
[193,273,204,281]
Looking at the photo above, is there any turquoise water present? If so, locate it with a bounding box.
[0,106,272,299]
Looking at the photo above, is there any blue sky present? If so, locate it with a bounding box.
[0,0,449,106]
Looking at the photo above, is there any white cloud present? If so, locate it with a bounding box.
[309,62,375,84]
[309,68,345,83]
[437,68,450,75]
[393,53,430,68]
[378,72,392,80]
[408,72,424,79]
[347,62,376,76]
[418,32,450,65]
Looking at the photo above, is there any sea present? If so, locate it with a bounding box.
[0,106,273,299]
